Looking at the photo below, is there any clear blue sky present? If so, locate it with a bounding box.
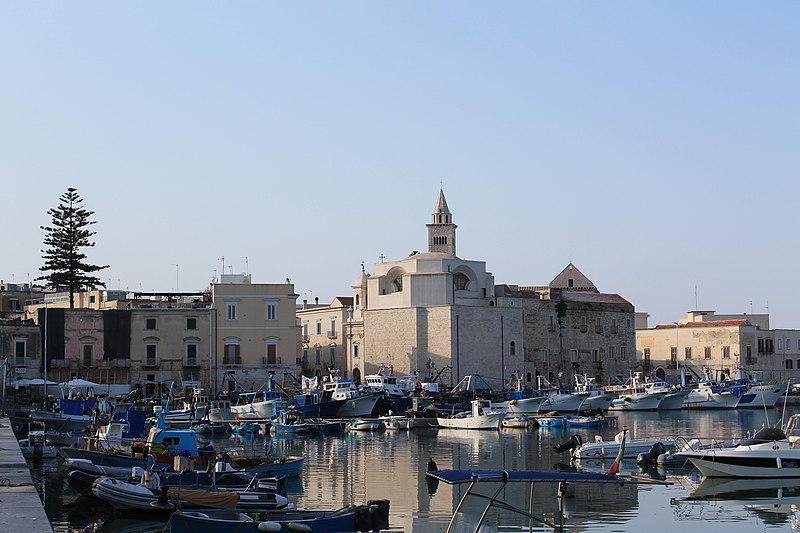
[2,2,798,328]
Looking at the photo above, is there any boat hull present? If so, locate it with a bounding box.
[335,392,383,418]
[437,412,504,430]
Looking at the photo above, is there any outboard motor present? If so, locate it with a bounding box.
[553,434,583,454]
[636,442,666,465]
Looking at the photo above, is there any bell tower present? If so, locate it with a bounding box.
[427,189,457,255]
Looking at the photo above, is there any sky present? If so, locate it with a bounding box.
[2,2,798,329]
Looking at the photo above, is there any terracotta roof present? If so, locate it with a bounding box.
[655,320,749,329]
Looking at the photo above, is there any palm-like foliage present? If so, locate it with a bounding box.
[38,188,109,307]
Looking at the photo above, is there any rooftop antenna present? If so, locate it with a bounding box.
[218,256,225,277]
[694,285,698,310]
[242,256,249,274]
[173,264,179,292]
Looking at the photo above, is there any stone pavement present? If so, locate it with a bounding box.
[0,417,53,533]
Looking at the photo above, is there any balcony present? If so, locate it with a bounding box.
[142,359,160,369]
[610,326,618,334]
[223,357,242,366]
[327,331,338,340]
[114,359,131,368]
[595,326,603,334]
[301,335,310,343]
[50,359,67,368]
[184,359,200,368]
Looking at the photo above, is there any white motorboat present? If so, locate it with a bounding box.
[535,376,585,413]
[437,399,504,430]
[380,416,415,430]
[501,415,533,429]
[555,429,676,460]
[504,395,548,415]
[320,374,383,418]
[682,422,800,477]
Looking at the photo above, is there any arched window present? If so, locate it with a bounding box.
[355,294,360,306]
[393,275,403,291]
[454,272,469,290]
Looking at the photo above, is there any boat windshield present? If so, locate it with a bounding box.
[739,427,787,446]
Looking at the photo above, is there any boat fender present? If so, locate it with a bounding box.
[286,524,312,532]
[257,522,282,532]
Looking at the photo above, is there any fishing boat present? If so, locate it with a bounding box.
[436,399,504,430]
[167,500,391,533]
[573,374,616,412]
[535,376,586,413]
[607,373,667,411]
[191,420,229,435]
[217,452,305,478]
[230,421,263,434]
[320,371,384,418]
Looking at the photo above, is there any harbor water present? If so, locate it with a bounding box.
[31,408,800,532]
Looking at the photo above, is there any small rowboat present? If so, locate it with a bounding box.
[347,418,383,431]
[565,415,605,428]
[501,415,532,429]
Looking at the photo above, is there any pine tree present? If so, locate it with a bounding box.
[38,187,109,308]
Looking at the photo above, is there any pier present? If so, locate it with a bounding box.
[0,417,53,533]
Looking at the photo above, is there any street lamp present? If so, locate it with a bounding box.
[673,322,682,385]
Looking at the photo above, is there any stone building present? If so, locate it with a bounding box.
[347,190,636,390]
[0,317,41,381]
[296,297,351,379]
[211,273,299,393]
[635,311,788,384]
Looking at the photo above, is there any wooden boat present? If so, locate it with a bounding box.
[501,415,533,429]
[346,418,383,431]
[437,399,504,431]
[565,415,605,428]
[381,416,415,430]
[217,453,305,478]
[91,475,289,511]
[167,500,391,533]
[537,413,566,427]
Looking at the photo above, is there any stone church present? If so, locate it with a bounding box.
[344,190,636,390]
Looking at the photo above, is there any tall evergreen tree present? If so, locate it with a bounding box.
[38,187,109,308]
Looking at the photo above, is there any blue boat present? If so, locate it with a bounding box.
[168,501,391,533]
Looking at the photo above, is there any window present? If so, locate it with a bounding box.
[608,346,615,359]
[83,345,93,366]
[266,303,277,321]
[671,347,677,363]
[226,303,238,321]
[510,341,516,356]
[393,276,403,291]
[454,272,469,290]
[146,318,157,330]
[224,343,241,365]
[186,318,197,330]
[746,345,752,363]
[316,322,321,335]
[620,346,627,359]
[570,349,577,362]
[626,319,631,328]
[329,347,336,365]
[354,345,359,358]
[315,349,321,365]
[704,347,712,359]
[787,339,792,351]
[685,347,692,360]
[329,319,336,338]
[723,346,730,359]
[266,342,277,365]
[787,359,794,370]
[611,319,618,333]
[14,339,26,365]
[9,298,20,311]
[592,349,599,362]
[778,339,784,350]
[145,344,157,366]
[644,348,651,364]
[186,344,198,366]
[568,278,574,288]
[89,295,96,304]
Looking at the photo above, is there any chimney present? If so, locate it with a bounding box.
[303,299,307,309]
[315,297,319,305]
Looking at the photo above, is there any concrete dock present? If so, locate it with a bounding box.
[0,417,53,533]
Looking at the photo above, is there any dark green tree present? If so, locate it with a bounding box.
[38,188,109,308]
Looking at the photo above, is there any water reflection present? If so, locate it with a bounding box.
[28,408,799,532]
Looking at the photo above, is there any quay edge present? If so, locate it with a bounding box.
[0,416,53,533]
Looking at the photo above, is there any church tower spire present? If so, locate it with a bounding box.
[427,189,457,255]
